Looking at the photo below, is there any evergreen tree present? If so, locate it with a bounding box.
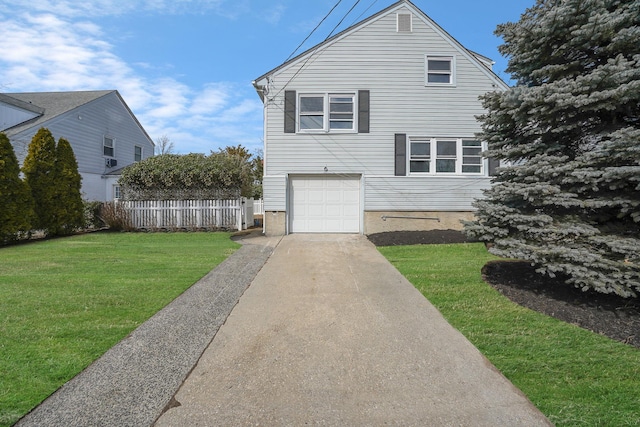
[466,0,640,297]
[0,132,34,244]
[22,128,57,235]
[53,137,84,235]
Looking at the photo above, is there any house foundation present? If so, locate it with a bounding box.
[263,211,286,236]
[364,211,475,235]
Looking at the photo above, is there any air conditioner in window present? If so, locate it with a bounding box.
[105,158,117,168]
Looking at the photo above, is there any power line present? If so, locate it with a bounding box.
[284,0,344,63]
[272,0,365,100]
[324,0,362,40]
[349,0,380,26]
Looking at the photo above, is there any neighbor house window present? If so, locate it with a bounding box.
[426,56,454,85]
[409,137,484,174]
[134,145,142,162]
[298,93,355,132]
[104,136,115,157]
[113,185,121,199]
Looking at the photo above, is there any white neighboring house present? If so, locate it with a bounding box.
[252,0,508,236]
[0,90,154,201]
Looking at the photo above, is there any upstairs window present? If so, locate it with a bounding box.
[298,93,355,133]
[134,145,143,162]
[299,95,324,130]
[329,95,354,130]
[103,136,115,157]
[426,56,455,85]
[409,137,484,175]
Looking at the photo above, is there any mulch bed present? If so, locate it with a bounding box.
[368,230,640,349]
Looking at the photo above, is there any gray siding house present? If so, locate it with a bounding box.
[252,0,508,236]
[0,90,154,201]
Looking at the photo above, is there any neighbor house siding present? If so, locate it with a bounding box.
[8,92,153,201]
[0,104,39,132]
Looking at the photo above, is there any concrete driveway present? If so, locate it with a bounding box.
[155,234,551,426]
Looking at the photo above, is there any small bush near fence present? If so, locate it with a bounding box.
[99,202,135,232]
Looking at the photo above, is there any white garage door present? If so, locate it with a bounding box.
[290,176,360,233]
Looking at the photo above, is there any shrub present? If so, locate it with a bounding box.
[22,128,57,235]
[98,202,135,231]
[52,137,84,235]
[83,200,105,229]
[0,132,34,244]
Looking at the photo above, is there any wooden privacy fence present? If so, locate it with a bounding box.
[120,199,253,231]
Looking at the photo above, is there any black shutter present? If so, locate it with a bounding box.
[395,134,407,176]
[284,90,296,134]
[488,157,500,176]
[358,90,370,133]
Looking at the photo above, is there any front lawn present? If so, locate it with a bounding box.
[0,232,239,427]
[379,243,640,427]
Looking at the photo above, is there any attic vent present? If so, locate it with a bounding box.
[397,13,412,32]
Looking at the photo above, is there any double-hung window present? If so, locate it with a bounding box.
[410,138,431,173]
[103,136,115,157]
[425,56,455,85]
[298,93,355,132]
[409,137,484,175]
[134,145,143,162]
[436,140,457,172]
[462,140,482,173]
[299,95,325,130]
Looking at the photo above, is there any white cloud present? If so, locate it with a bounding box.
[0,0,228,18]
[0,4,264,154]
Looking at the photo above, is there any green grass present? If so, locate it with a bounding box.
[0,232,239,427]
[379,243,640,427]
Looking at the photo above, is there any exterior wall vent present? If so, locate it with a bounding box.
[397,13,412,33]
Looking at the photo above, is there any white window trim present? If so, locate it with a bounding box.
[297,92,357,134]
[425,55,456,86]
[103,135,115,158]
[134,145,143,162]
[408,137,486,175]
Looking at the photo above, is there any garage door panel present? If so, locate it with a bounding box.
[290,176,360,233]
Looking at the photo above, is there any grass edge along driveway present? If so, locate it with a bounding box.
[0,232,239,427]
[379,242,640,427]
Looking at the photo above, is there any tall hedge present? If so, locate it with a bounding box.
[119,152,252,200]
[22,128,57,234]
[53,137,84,235]
[0,132,34,244]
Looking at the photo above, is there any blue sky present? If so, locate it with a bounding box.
[0,0,532,155]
